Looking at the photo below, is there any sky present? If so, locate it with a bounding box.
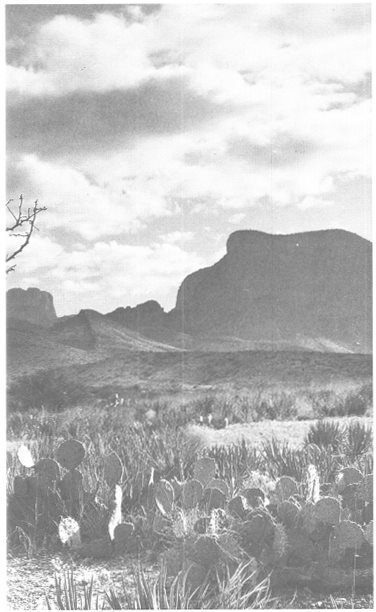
[6,2,372,316]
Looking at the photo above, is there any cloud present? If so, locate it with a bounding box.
[7,237,205,314]
[5,3,371,311]
[7,76,225,158]
[7,155,173,240]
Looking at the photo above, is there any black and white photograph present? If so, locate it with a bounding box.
[5,1,373,609]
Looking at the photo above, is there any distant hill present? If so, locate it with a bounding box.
[6,228,372,380]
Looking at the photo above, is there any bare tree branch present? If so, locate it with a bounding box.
[6,195,47,273]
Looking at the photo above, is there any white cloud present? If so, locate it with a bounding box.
[6,4,371,309]
[7,237,205,313]
[229,213,246,225]
[9,154,172,240]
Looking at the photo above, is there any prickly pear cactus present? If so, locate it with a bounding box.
[277,500,300,529]
[114,522,136,554]
[358,474,373,504]
[203,487,226,512]
[182,479,203,510]
[314,496,341,526]
[56,440,85,471]
[194,535,220,568]
[240,513,275,558]
[34,458,60,487]
[207,479,229,498]
[334,520,364,551]
[364,521,373,546]
[241,487,265,509]
[228,495,245,519]
[275,476,299,501]
[103,451,123,486]
[59,469,83,518]
[337,467,363,493]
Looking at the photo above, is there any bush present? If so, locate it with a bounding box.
[305,420,345,451]
[8,370,87,412]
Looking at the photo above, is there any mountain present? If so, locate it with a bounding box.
[7,287,57,327]
[167,229,372,353]
[7,304,179,382]
[6,229,372,382]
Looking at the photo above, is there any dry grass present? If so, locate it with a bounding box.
[186,416,373,449]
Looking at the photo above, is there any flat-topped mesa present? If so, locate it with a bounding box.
[171,229,372,352]
[7,287,57,327]
[226,228,365,256]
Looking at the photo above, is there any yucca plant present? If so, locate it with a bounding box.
[305,420,345,451]
[45,570,100,610]
[345,421,372,460]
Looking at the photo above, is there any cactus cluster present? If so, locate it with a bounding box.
[7,439,373,592]
[148,458,373,591]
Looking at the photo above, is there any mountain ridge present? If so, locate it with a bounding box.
[6,228,372,379]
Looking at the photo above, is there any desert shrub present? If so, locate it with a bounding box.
[345,421,373,459]
[8,371,87,412]
[305,420,345,451]
[343,390,369,417]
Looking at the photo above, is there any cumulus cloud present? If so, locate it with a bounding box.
[6,237,205,314]
[6,4,371,311]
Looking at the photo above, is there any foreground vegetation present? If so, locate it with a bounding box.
[7,398,373,609]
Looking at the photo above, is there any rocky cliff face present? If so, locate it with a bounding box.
[169,229,372,352]
[107,300,166,330]
[7,287,57,327]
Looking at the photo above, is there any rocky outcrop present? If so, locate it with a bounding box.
[107,300,166,331]
[169,229,372,352]
[7,287,57,328]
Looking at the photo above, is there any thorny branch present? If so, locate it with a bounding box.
[6,195,47,273]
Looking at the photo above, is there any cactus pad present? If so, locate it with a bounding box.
[35,459,60,484]
[182,479,203,510]
[56,439,85,470]
[185,562,206,590]
[337,467,363,493]
[218,533,242,562]
[277,500,300,528]
[163,545,183,577]
[240,513,275,556]
[275,476,299,501]
[17,445,35,468]
[103,451,123,486]
[13,476,29,498]
[194,535,220,567]
[114,523,134,553]
[364,521,373,546]
[207,479,229,498]
[155,479,174,516]
[60,469,83,497]
[314,496,341,526]
[241,487,265,508]
[334,520,364,550]
[203,487,226,512]
[193,458,216,487]
[228,495,245,519]
[272,522,288,560]
[358,474,373,503]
